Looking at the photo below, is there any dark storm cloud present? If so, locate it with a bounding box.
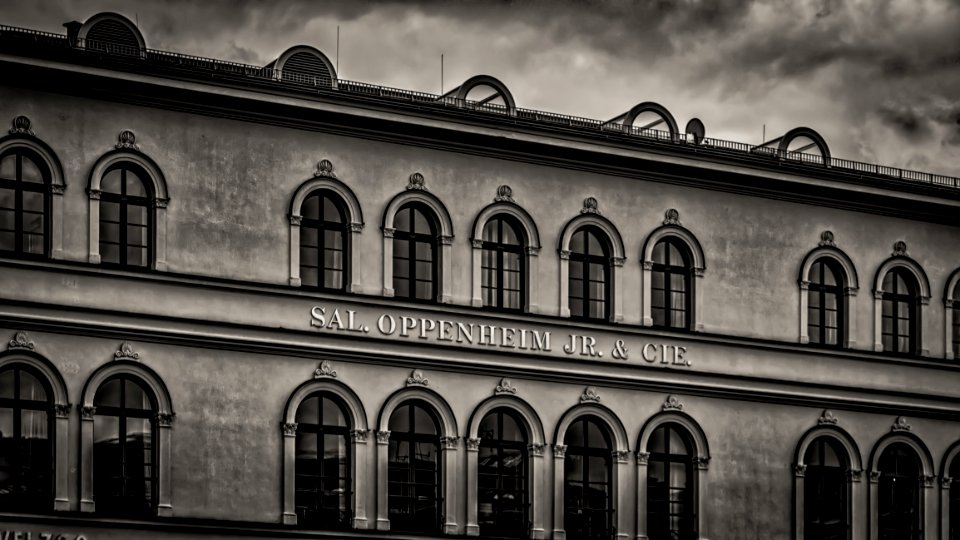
[2,0,959,174]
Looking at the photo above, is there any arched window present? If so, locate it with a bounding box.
[803,437,847,539]
[563,416,613,539]
[93,374,157,516]
[569,227,611,321]
[393,203,438,302]
[651,239,692,329]
[294,392,350,528]
[951,457,960,540]
[99,164,152,268]
[387,401,441,533]
[299,191,347,291]
[0,148,49,257]
[808,259,844,347]
[647,423,695,540]
[481,216,524,311]
[878,443,922,539]
[881,268,919,354]
[478,408,528,538]
[0,364,52,511]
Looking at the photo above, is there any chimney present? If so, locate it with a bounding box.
[63,21,82,47]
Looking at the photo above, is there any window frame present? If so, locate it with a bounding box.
[807,258,846,348]
[646,423,697,540]
[391,202,440,303]
[293,392,352,528]
[0,363,54,512]
[0,148,51,258]
[97,163,154,269]
[298,190,349,292]
[477,408,530,538]
[91,373,159,517]
[480,215,526,313]
[880,268,920,356]
[386,400,443,534]
[567,226,612,322]
[650,238,693,331]
[562,415,614,540]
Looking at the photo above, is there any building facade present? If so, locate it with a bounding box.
[1,11,959,540]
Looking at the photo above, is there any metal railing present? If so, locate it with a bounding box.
[1,23,957,189]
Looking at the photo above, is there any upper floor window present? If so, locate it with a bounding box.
[294,392,350,528]
[808,259,844,347]
[99,164,152,268]
[0,364,52,511]
[478,408,528,538]
[0,149,49,257]
[651,239,692,329]
[93,374,157,516]
[803,437,848,539]
[392,203,438,302]
[569,227,611,321]
[647,423,696,540]
[387,401,441,533]
[881,268,919,355]
[877,443,922,539]
[481,216,524,311]
[563,416,613,539]
[299,191,347,291]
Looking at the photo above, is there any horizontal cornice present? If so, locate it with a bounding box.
[1,54,958,226]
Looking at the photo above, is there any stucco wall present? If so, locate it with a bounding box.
[1,86,958,357]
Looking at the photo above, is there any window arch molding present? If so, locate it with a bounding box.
[87,148,169,270]
[470,201,542,312]
[792,423,864,540]
[0,132,67,258]
[77,12,147,52]
[374,386,460,533]
[798,244,860,348]
[871,254,931,355]
[0,350,71,511]
[944,268,960,360]
[381,187,454,302]
[464,394,547,538]
[635,410,711,540]
[287,174,364,289]
[939,439,960,539]
[551,402,630,540]
[558,212,626,322]
[78,359,174,516]
[271,45,338,87]
[867,431,935,540]
[640,223,706,331]
[280,377,369,528]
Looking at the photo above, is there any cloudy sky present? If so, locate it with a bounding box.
[5,0,960,176]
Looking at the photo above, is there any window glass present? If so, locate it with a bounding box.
[564,417,613,539]
[878,443,922,539]
[880,269,918,354]
[478,409,528,538]
[299,191,348,291]
[294,392,350,528]
[651,238,691,329]
[648,425,695,540]
[0,365,53,511]
[388,402,441,533]
[393,204,438,302]
[569,227,610,320]
[99,165,151,268]
[0,150,49,257]
[93,375,156,516]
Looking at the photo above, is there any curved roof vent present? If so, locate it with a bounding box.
[752,127,831,166]
[604,101,680,141]
[441,75,516,115]
[267,46,337,87]
[76,12,145,55]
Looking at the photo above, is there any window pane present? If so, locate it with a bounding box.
[101,169,122,194]
[296,396,320,424]
[302,195,320,220]
[482,220,497,242]
[125,172,146,197]
[413,405,437,435]
[95,378,122,407]
[21,191,43,213]
[0,154,14,180]
[127,205,147,226]
[653,242,665,264]
[0,369,13,399]
[570,231,584,253]
[101,201,120,223]
[322,397,346,427]
[19,370,47,402]
[125,379,152,410]
[413,209,430,234]
[322,196,342,223]
[501,221,519,245]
